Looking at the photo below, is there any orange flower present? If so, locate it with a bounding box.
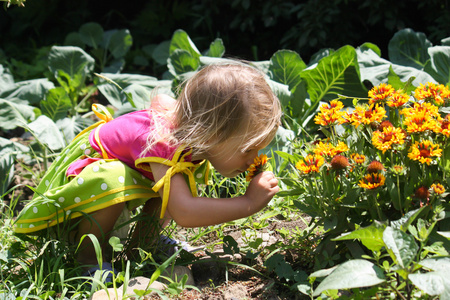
[368,83,395,105]
[401,102,441,134]
[350,153,366,164]
[392,165,405,175]
[408,140,442,165]
[313,141,349,157]
[359,173,386,189]
[386,91,409,107]
[296,154,325,174]
[246,154,270,181]
[314,100,345,126]
[372,126,405,153]
[431,183,445,195]
[347,104,386,128]
[414,82,450,106]
[438,115,450,137]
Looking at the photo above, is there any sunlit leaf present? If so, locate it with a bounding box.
[388,28,432,69]
[312,259,385,297]
[300,45,367,105]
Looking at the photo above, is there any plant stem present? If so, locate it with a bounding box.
[372,194,383,221]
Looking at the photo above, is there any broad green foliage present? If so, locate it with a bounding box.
[2,27,450,298]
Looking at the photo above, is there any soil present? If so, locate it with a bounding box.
[4,136,313,300]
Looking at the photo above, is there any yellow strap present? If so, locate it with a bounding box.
[135,146,198,218]
[72,104,114,141]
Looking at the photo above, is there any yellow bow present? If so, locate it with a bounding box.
[152,160,197,219]
[135,146,199,219]
[73,104,114,142]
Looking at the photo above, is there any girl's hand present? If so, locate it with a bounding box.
[244,171,279,212]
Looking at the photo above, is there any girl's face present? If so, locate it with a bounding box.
[204,136,268,178]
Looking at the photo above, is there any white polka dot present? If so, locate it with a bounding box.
[63,157,68,163]
[77,178,84,185]
[32,207,38,214]
[55,156,61,161]
[74,197,81,203]
[133,178,137,184]
[29,224,35,228]
[66,210,71,215]
[118,176,125,183]
[84,149,91,155]
[101,183,108,190]
[49,184,53,189]
[45,180,50,186]
[92,165,99,172]
[58,197,65,203]
[80,144,86,150]
[55,166,59,171]
[196,173,203,179]
[125,194,129,197]
[91,194,95,198]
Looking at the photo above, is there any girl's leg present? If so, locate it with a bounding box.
[74,202,126,266]
[127,198,172,258]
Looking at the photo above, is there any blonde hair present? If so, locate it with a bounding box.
[147,62,282,157]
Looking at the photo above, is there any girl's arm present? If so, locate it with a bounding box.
[150,162,279,227]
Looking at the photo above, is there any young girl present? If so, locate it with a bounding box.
[14,62,282,271]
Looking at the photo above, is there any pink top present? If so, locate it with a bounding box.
[67,109,192,180]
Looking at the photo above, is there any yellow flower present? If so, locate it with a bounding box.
[368,83,395,105]
[438,115,450,137]
[359,173,386,189]
[414,82,450,106]
[314,100,345,126]
[431,183,445,195]
[401,102,441,134]
[246,154,270,181]
[313,141,349,157]
[386,90,409,107]
[296,154,325,174]
[347,104,386,128]
[407,140,442,165]
[350,153,366,164]
[372,126,405,153]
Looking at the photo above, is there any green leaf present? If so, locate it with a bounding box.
[387,66,416,94]
[56,116,94,144]
[333,222,386,252]
[383,226,418,268]
[388,28,432,69]
[312,259,385,297]
[169,30,201,59]
[108,236,124,252]
[0,78,55,105]
[107,29,133,59]
[357,47,435,87]
[300,45,367,105]
[0,98,36,130]
[223,235,239,256]
[264,253,294,280]
[41,87,71,121]
[269,50,306,91]
[168,49,200,76]
[359,42,381,57]
[79,22,104,48]
[152,40,171,65]
[208,38,225,57]
[419,257,450,272]
[424,46,450,85]
[48,46,95,89]
[409,271,450,297]
[27,115,66,150]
